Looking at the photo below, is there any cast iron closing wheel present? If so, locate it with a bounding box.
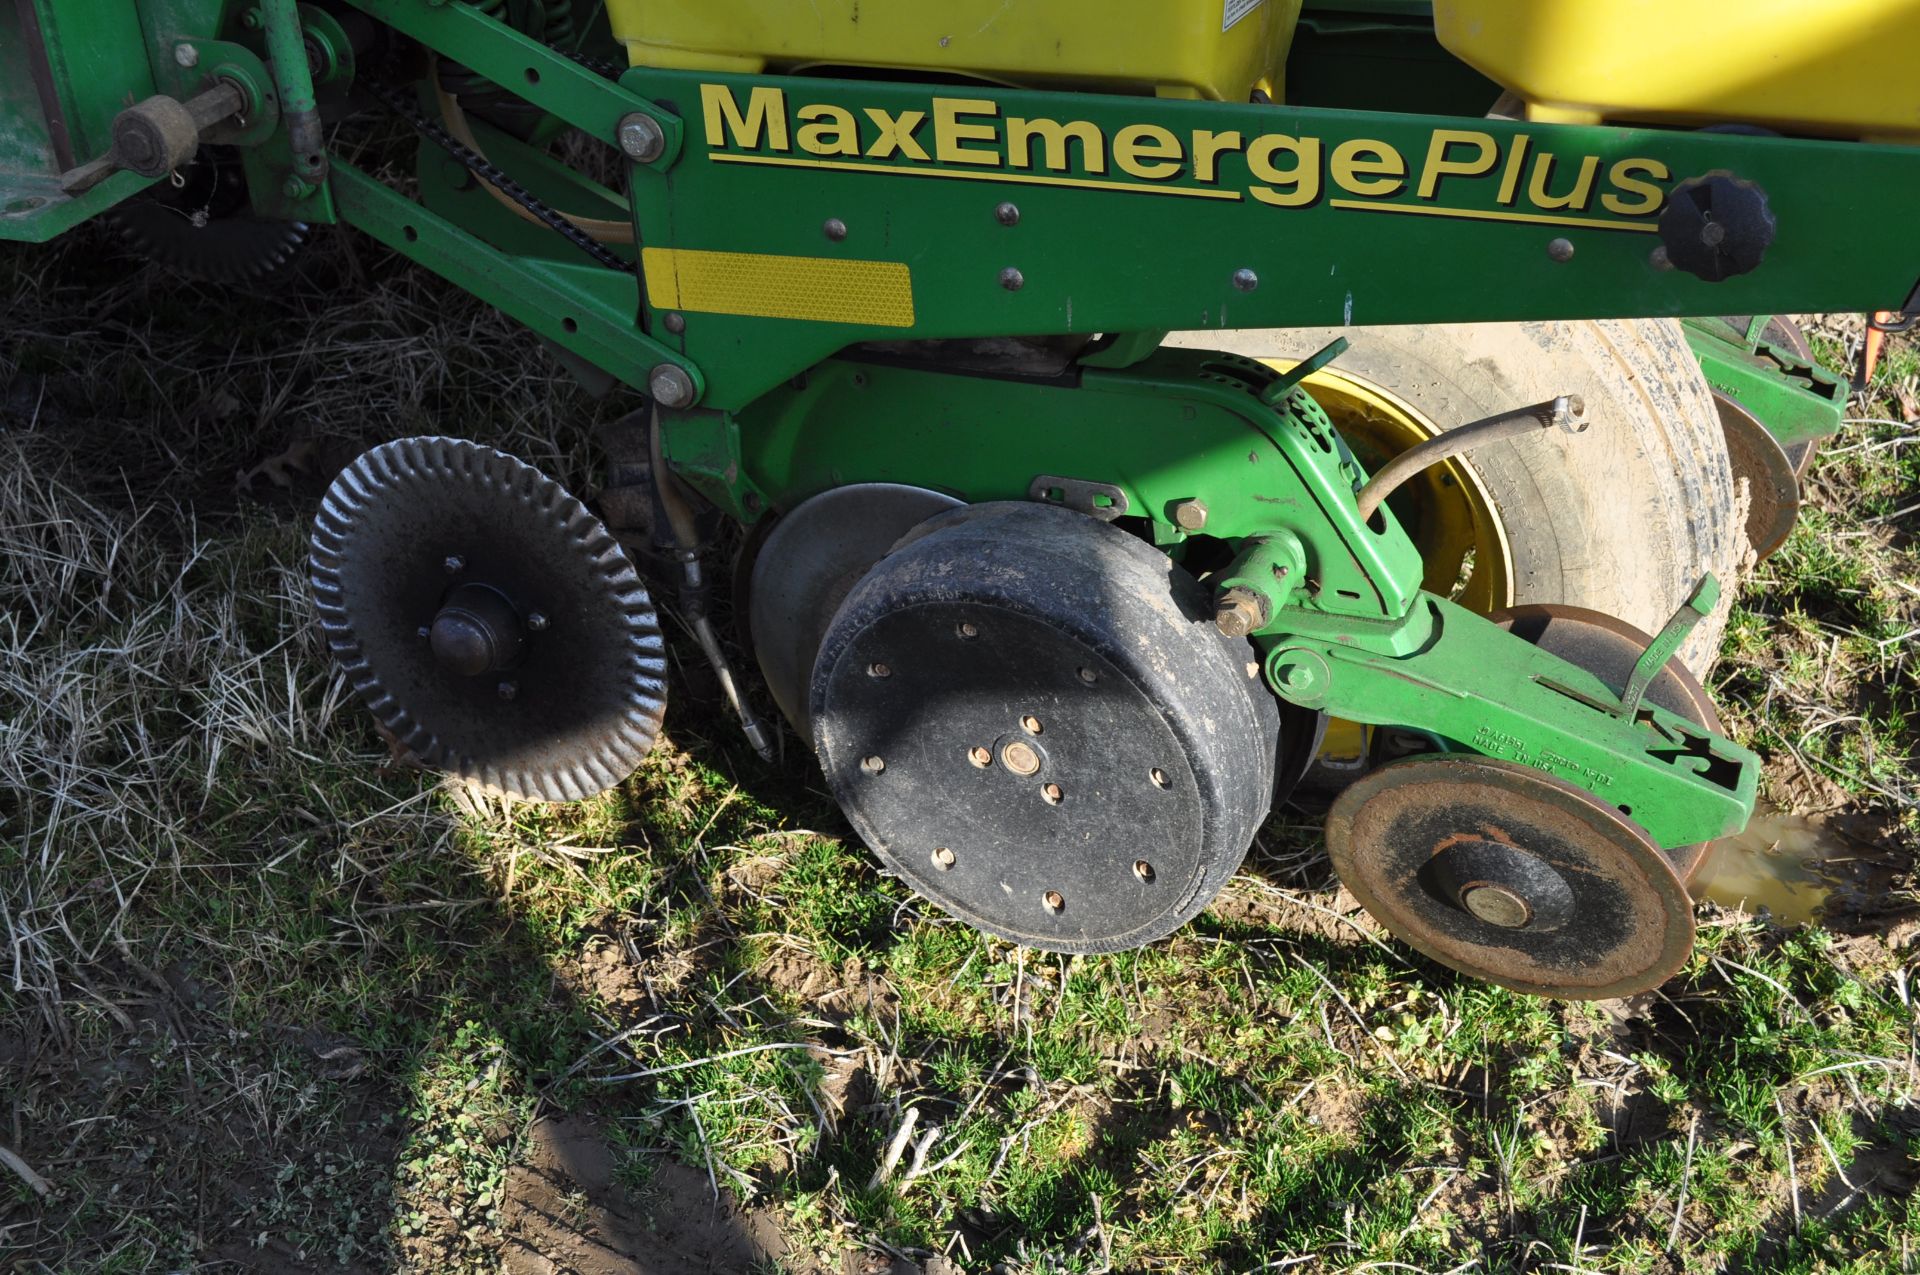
[1326,755,1695,1000]
[810,501,1288,953]
[310,437,668,801]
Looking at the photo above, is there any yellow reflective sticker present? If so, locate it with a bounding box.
[641,247,915,327]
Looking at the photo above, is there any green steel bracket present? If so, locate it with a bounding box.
[336,0,683,172]
[1615,575,1717,721]
[1261,595,1758,849]
[1683,317,1847,453]
[329,161,681,388]
[674,346,1424,621]
[0,168,158,244]
[1261,336,1349,405]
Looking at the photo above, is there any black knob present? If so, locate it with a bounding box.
[1658,171,1776,282]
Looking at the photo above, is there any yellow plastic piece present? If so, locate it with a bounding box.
[1434,0,1920,143]
[641,247,916,327]
[608,0,1302,102]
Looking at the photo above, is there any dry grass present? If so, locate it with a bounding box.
[2,222,1917,1275]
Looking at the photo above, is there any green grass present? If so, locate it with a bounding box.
[1,225,1916,1273]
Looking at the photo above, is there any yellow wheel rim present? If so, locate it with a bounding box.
[1267,361,1517,616]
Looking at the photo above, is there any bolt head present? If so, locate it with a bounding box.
[497,680,518,701]
[1214,591,1264,639]
[1002,741,1041,776]
[999,266,1024,292]
[649,364,695,408]
[527,612,549,632]
[933,847,956,870]
[662,312,686,334]
[174,43,199,68]
[1043,890,1064,912]
[1649,245,1674,272]
[822,217,848,242]
[1282,663,1312,690]
[1232,267,1258,292]
[1547,237,1575,263]
[616,113,665,162]
[1171,498,1209,532]
[1461,883,1532,929]
[443,555,465,574]
[968,746,992,768]
[995,201,1020,226]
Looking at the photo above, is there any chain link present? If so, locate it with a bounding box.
[367,74,636,275]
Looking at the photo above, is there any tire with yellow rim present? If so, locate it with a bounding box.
[1175,320,1740,675]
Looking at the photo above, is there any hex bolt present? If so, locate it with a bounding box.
[1041,782,1063,805]
[1171,498,1209,532]
[527,612,549,632]
[968,746,992,768]
[1214,587,1269,638]
[999,266,1025,292]
[1232,267,1259,292]
[663,313,686,334]
[649,363,696,408]
[1150,767,1170,789]
[1133,859,1155,883]
[1547,237,1575,263]
[995,201,1021,226]
[1020,715,1043,735]
[862,755,886,774]
[1280,662,1314,691]
[616,112,665,162]
[174,43,200,68]
[444,555,466,574]
[932,847,956,870]
[868,661,891,678]
[1043,890,1065,912]
[497,680,518,701]
[823,217,848,241]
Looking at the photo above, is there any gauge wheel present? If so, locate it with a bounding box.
[1176,320,1740,675]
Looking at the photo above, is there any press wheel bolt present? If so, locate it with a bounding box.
[968,746,992,768]
[957,621,980,640]
[932,847,956,870]
[1041,783,1063,805]
[1043,890,1064,912]
[1150,768,1170,789]
[1002,741,1041,776]
[1133,860,1155,883]
[527,612,549,631]
[444,555,465,573]
[862,755,885,774]
[1020,715,1043,734]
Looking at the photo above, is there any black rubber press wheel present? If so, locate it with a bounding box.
[809,502,1289,953]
